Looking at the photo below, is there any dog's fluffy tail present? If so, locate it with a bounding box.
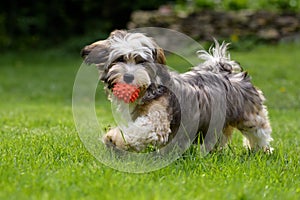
[196,39,242,73]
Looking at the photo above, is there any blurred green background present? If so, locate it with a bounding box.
[0,0,171,51]
[1,0,299,52]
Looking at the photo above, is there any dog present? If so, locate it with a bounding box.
[81,30,273,153]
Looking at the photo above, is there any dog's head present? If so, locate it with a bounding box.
[81,30,169,100]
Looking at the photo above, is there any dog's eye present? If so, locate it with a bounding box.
[137,60,145,64]
[135,57,146,64]
[115,56,124,63]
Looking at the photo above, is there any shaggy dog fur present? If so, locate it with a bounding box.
[81,30,273,153]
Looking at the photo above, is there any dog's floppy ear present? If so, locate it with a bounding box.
[155,48,166,65]
[80,30,128,68]
[81,40,110,69]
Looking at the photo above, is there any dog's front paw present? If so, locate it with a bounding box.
[102,127,128,150]
[264,146,274,154]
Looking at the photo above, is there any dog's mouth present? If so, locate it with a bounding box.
[110,82,148,104]
[109,81,168,104]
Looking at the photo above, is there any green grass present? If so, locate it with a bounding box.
[1,43,300,200]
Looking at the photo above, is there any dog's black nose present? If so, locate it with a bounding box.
[123,73,134,83]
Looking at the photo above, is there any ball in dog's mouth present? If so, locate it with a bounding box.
[112,83,140,103]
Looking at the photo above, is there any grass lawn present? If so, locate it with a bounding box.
[0,43,300,200]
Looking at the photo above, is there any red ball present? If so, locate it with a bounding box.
[112,83,140,103]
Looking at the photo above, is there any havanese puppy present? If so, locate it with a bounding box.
[81,30,273,153]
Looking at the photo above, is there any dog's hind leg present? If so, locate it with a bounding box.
[238,106,273,153]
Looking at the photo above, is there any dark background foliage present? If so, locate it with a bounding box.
[0,0,298,51]
[0,0,173,51]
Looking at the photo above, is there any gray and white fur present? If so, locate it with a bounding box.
[81,30,273,153]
